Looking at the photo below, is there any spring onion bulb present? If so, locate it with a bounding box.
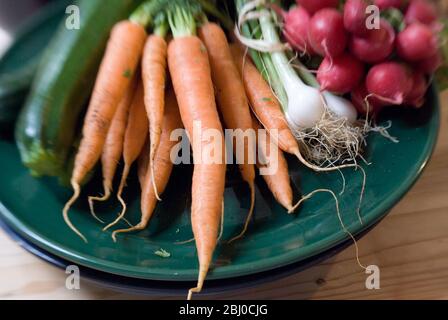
[259,11,324,129]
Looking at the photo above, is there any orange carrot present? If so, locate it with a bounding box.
[88,76,137,221]
[168,36,226,300]
[253,118,293,212]
[62,21,146,242]
[199,23,256,241]
[112,88,183,241]
[230,44,299,155]
[104,77,149,231]
[142,34,168,200]
[137,137,150,188]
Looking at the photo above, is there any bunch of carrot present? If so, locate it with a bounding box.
[61,0,307,300]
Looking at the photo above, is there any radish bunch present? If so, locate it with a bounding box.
[280,0,443,116]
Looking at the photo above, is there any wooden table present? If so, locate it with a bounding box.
[1,90,446,300]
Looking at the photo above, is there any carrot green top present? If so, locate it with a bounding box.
[129,0,169,29]
[166,0,203,38]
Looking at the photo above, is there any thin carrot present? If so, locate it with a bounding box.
[253,118,293,212]
[104,77,149,231]
[88,76,137,222]
[62,20,146,242]
[112,88,183,241]
[230,44,299,155]
[199,23,256,242]
[167,8,226,298]
[137,137,150,188]
[142,33,168,201]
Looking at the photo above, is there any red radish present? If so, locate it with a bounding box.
[405,72,427,108]
[416,51,442,74]
[374,0,403,10]
[366,62,413,105]
[351,82,386,115]
[308,9,348,57]
[405,0,437,25]
[344,0,369,37]
[317,53,365,94]
[396,23,438,62]
[296,0,339,15]
[349,19,395,63]
[282,6,313,54]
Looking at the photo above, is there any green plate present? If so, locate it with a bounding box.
[0,85,440,281]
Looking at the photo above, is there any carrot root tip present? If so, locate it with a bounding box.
[150,159,162,201]
[87,188,111,224]
[293,149,357,173]
[103,165,130,231]
[228,182,255,243]
[63,182,88,243]
[103,195,127,231]
[188,268,207,300]
[217,200,225,242]
[174,237,195,245]
[187,284,203,301]
[122,217,135,228]
[111,222,145,242]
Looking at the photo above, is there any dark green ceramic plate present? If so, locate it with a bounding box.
[0,85,440,281]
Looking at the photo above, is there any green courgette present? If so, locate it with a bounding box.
[15,0,140,178]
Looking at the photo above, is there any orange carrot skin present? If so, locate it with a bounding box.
[199,23,255,185]
[101,77,136,191]
[142,35,168,161]
[123,78,150,165]
[168,36,226,281]
[230,45,299,156]
[73,21,146,183]
[253,119,293,211]
[139,88,183,225]
[137,138,150,188]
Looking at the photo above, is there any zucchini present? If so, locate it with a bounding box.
[15,0,140,178]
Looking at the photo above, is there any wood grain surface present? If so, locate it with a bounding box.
[1,90,446,300]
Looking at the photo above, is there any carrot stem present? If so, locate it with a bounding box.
[168,6,197,37]
[153,12,169,37]
[130,0,170,28]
